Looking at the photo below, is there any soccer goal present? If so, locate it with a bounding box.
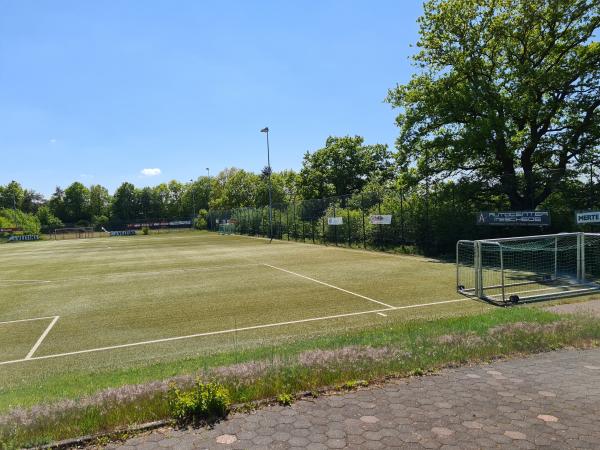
[53,227,95,240]
[218,223,236,235]
[457,233,600,304]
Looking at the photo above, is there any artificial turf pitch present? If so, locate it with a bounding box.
[0,231,492,409]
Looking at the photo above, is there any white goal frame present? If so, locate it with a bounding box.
[53,227,95,239]
[457,232,600,304]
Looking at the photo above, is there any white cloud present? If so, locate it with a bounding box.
[141,168,161,177]
[49,138,57,144]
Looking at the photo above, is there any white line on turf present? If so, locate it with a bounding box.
[377,312,387,317]
[0,316,58,325]
[485,283,598,299]
[25,316,60,359]
[263,263,395,309]
[0,298,469,366]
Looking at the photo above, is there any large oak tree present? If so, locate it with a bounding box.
[387,0,599,209]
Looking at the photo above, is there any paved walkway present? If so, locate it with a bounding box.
[106,348,600,449]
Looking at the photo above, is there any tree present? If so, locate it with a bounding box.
[89,185,111,218]
[0,181,24,210]
[210,168,260,209]
[182,177,211,217]
[299,136,393,199]
[21,190,45,213]
[111,182,138,222]
[63,182,91,223]
[48,187,67,222]
[386,0,600,209]
[36,205,64,231]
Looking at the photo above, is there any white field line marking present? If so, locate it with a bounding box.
[0,316,57,325]
[0,279,52,283]
[25,316,60,359]
[377,312,387,317]
[0,298,469,366]
[486,283,599,299]
[263,263,395,309]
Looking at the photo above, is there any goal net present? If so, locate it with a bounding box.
[218,223,236,235]
[457,233,600,304]
[53,227,95,240]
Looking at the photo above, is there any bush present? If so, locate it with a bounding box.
[194,209,208,230]
[168,381,230,424]
[142,226,149,235]
[36,206,63,232]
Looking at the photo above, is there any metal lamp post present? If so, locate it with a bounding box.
[260,127,273,241]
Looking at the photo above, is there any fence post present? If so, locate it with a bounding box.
[333,204,337,246]
[293,202,297,240]
[278,209,282,239]
[378,198,383,248]
[347,208,351,247]
[400,190,405,244]
[361,193,366,249]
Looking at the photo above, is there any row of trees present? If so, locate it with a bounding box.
[0,135,400,231]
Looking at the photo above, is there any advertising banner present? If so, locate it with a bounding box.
[370,215,392,225]
[576,211,600,224]
[477,211,550,226]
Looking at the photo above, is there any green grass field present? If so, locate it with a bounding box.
[0,231,494,409]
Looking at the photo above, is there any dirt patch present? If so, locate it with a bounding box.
[546,300,600,318]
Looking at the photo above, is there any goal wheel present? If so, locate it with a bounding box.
[509,295,520,304]
[457,284,465,291]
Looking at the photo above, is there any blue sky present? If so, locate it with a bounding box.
[0,1,423,196]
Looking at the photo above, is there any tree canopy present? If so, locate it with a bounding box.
[387,0,600,209]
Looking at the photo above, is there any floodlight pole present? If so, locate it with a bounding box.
[261,127,273,242]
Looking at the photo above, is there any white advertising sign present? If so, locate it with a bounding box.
[370,214,392,225]
[328,217,343,225]
[576,211,600,224]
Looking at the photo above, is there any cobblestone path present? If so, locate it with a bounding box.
[107,348,600,449]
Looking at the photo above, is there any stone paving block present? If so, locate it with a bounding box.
[104,348,600,450]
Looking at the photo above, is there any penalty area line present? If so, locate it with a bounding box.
[25,316,60,360]
[0,298,469,366]
[0,315,58,326]
[263,263,395,309]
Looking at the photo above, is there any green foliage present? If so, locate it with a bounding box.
[111,182,138,222]
[0,209,41,235]
[387,0,600,210]
[91,215,109,230]
[63,182,91,223]
[168,381,230,424]
[276,393,294,406]
[36,206,63,232]
[341,380,368,390]
[141,226,149,235]
[299,136,393,199]
[193,209,208,229]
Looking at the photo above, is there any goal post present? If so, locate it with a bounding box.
[53,227,95,240]
[218,223,236,235]
[457,232,600,304]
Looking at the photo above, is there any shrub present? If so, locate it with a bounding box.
[168,381,230,424]
[142,226,149,235]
